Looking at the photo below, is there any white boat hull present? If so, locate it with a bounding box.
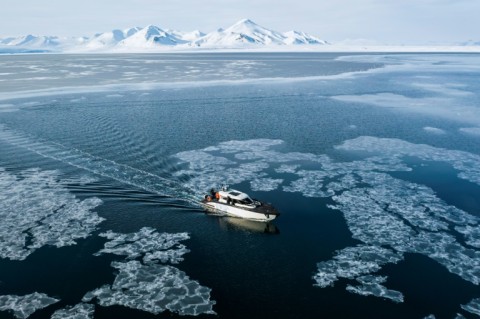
[203,201,277,222]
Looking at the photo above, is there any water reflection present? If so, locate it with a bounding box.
[218,217,280,234]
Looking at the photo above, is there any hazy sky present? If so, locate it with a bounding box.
[1,0,478,44]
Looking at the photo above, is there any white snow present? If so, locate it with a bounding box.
[283,30,328,45]
[192,19,327,48]
[1,34,60,48]
[169,29,205,42]
[86,29,126,49]
[1,19,328,53]
[116,25,186,49]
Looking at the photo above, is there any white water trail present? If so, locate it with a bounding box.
[0,124,200,207]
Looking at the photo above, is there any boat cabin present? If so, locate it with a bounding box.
[217,189,256,208]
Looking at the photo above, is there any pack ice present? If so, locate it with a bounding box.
[0,168,104,260]
[85,227,216,316]
[174,137,480,305]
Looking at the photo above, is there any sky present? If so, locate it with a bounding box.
[0,0,479,44]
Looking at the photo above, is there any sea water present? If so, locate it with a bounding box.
[0,53,479,318]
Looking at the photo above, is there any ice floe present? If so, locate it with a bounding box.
[0,168,104,260]
[95,227,190,264]
[423,126,446,134]
[212,138,284,154]
[250,177,283,191]
[331,84,480,126]
[0,103,18,112]
[50,303,94,319]
[0,292,59,319]
[6,132,476,309]
[412,82,473,97]
[173,139,328,195]
[89,228,215,316]
[83,261,215,316]
[459,127,480,136]
[314,245,402,288]
[328,171,480,285]
[461,297,480,316]
[336,136,480,186]
[172,136,480,303]
[284,170,334,198]
[456,225,480,248]
[309,137,480,302]
[346,275,404,303]
[275,164,300,174]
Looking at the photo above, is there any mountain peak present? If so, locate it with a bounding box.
[2,20,328,52]
[235,18,256,25]
[228,19,262,31]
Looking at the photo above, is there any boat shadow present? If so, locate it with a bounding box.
[216,216,280,234]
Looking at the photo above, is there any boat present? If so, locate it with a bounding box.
[201,186,280,222]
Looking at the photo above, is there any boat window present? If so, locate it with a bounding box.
[240,198,253,205]
[229,191,241,196]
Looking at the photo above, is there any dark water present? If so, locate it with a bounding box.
[0,53,480,319]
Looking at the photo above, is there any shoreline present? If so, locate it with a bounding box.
[2,45,480,55]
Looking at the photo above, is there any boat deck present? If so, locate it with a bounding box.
[201,198,280,216]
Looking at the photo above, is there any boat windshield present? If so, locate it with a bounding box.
[240,197,253,205]
[229,191,242,196]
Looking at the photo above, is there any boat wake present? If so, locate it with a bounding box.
[0,124,199,207]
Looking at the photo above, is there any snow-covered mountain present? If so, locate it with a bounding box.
[193,19,286,47]
[459,40,480,46]
[0,19,328,53]
[192,19,326,47]
[86,29,128,49]
[117,25,187,49]
[283,30,328,45]
[0,35,62,48]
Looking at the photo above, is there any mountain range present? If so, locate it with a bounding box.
[0,19,328,52]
